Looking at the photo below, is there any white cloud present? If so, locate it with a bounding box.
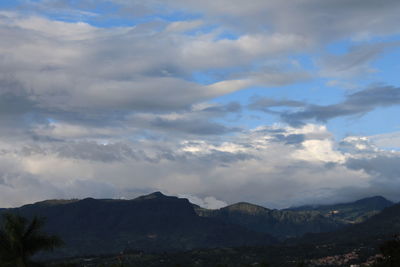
[0,12,309,125]
[178,194,227,209]
[1,124,396,209]
[1,1,400,210]
[165,20,204,33]
[369,131,400,149]
[158,0,400,40]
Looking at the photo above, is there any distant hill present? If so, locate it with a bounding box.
[287,196,394,223]
[0,193,395,260]
[0,192,276,259]
[295,201,400,247]
[50,201,400,267]
[194,196,393,240]
[195,202,343,240]
[48,200,400,267]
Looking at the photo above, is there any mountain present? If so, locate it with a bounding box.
[295,201,400,247]
[195,202,344,240]
[87,202,400,267]
[0,193,394,260]
[0,192,276,258]
[287,196,394,223]
[194,196,393,240]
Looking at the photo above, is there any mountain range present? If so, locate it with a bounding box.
[1,192,275,258]
[287,195,393,223]
[194,195,393,240]
[0,192,396,260]
[294,199,400,247]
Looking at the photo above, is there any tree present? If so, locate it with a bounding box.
[0,213,63,267]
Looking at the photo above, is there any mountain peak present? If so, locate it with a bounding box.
[224,202,269,214]
[35,199,80,206]
[135,191,172,201]
[354,195,393,206]
[147,191,165,197]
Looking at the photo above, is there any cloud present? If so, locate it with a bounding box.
[1,1,400,210]
[30,0,400,42]
[0,13,259,140]
[344,154,400,201]
[248,96,306,115]
[369,131,400,149]
[0,14,227,115]
[0,11,310,142]
[319,42,400,79]
[179,194,227,209]
[281,85,400,125]
[2,124,397,209]
[346,155,400,180]
[159,0,400,41]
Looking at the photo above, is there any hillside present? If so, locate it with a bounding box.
[1,192,276,258]
[194,196,393,240]
[295,201,400,247]
[63,202,400,266]
[288,196,394,223]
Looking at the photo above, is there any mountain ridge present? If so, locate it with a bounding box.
[286,195,394,224]
[193,195,393,239]
[1,192,277,259]
[0,192,395,258]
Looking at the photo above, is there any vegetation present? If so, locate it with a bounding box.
[194,196,393,239]
[0,194,397,266]
[0,213,63,267]
[290,196,393,224]
[5,193,275,258]
[373,236,400,267]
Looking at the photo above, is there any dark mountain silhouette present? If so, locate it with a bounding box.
[294,201,400,247]
[0,193,395,260]
[195,202,343,240]
[39,201,400,267]
[194,196,393,239]
[288,196,394,223]
[1,192,276,258]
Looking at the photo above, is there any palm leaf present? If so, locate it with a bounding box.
[0,213,63,266]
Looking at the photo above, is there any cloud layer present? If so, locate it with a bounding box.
[1,1,400,208]
[1,124,399,208]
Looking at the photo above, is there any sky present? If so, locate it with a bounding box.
[1,0,400,209]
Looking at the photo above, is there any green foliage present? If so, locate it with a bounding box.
[0,213,63,267]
